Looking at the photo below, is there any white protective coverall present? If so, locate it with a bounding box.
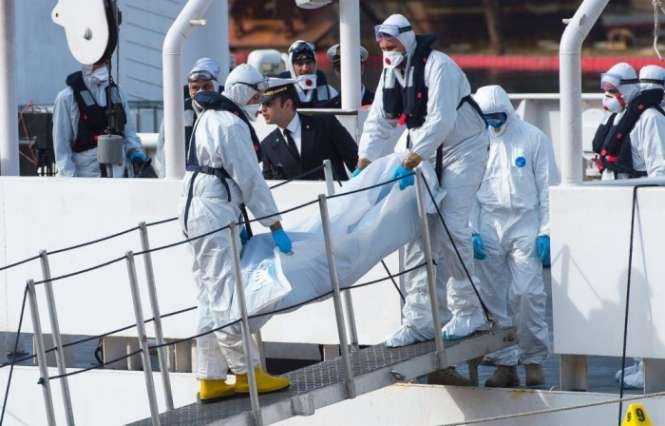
[52,65,143,177]
[471,85,554,366]
[179,104,281,379]
[360,14,490,346]
[633,65,665,177]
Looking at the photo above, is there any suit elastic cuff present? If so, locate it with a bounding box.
[259,215,282,228]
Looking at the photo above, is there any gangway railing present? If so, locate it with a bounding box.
[1,162,495,426]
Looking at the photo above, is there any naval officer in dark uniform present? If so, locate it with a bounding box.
[259,79,358,180]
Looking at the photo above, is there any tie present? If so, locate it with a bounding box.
[283,128,300,161]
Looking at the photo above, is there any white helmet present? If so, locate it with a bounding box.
[247,49,285,77]
[223,64,267,106]
[326,44,369,63]
[639,64,665,91]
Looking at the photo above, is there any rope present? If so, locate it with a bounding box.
[147,264,424,353]
[0,306,199,370]
[334,176,406,302]
[421,177,493,325]
[617,185,657,425]
[8,186,416,372]
[144,217,178,227]
[327,173,414,199]
[134,199,320,257]
[0,255,40,273]
[0,225,138,273]
[24,170,423,383]
[30,197,320,286]
[7,169,420,374]
[438,390,665,426]
[268,164,326,190]
[343,263,425,291]
[380,259,405,301]
[0,164,330,273]
[46,350,143,382]
[47,226,139,256]
[0,286,28,426]
[653,0,665,59]
[6,264,423,375]
[140,164,331,229]
[32,255,126,286]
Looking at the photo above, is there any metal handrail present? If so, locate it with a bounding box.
[13,165,468,426]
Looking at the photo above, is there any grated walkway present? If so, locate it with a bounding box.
[130,328,515,426]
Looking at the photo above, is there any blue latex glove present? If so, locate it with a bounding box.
[240,227,249,246]
[271,228,292,254]
[536,235,551,267]
[392,164,415,190]
[351,167,362,178]
[129,150,149,165]
[472,233,486,260]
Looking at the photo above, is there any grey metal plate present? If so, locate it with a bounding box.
[129,329,514,426]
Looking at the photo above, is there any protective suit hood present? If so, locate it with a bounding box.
[223,64,266,106]
[474,85,515,116]
[639,64,665,92]
[287,40,316,71]
[379,14,417,56]
[602,62,639,104]
[474,85,515,135]
[81,63,109,88]
[189,57,221,82]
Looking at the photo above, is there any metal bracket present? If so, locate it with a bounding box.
[436,350,448,370]
[390,370,406,382]
[291,394,315,416]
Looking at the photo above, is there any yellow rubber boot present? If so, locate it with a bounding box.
[235,368,290,394]
[198,379,235,404]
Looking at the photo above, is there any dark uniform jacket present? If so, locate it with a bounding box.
[261,113,358,181]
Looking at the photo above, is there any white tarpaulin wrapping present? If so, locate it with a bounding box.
[229,153,444,328]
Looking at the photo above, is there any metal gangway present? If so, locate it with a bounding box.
[131,331,514,426]
[0,160,515,426]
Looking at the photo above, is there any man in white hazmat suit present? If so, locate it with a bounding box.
[471,85,554,387]
[356,13,490,384]
[592,62,665,179]
[53,62,149,177]
[180,64,292,403]
[155,57,224,177]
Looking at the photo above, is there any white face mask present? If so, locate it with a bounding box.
[296,74,317,91]
[383,50,404,69]
[90,66,110,84]
[603,95,624,114]
[242,104,260,121]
